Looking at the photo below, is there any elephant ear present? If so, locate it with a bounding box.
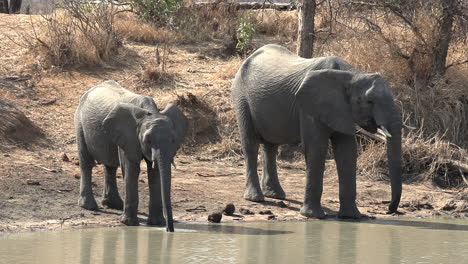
[161,103,189,151]
[295,69,355,135]
[102,103,150,163]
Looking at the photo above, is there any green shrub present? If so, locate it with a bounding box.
[130,0,183,25]
[236,13,256,55]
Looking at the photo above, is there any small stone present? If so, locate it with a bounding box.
[239,208,254,215]
[441,201,457,211]
[259,210,273,215]
[276,201,287,208]
[26,179,40,185]
[223,203,235,216]
[74,174,80,179]
[267,215,276,220]
[60,153,70,162]
[208,212,222,223]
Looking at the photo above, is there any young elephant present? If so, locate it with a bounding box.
[74,80,188,232]
[231,44,402,219]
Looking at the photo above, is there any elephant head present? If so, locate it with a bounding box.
[296,69,402,213]
[102,103,188,232]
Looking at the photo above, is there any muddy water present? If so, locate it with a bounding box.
[1,219,467,264]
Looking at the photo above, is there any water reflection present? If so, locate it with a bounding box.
[0,219,467,264]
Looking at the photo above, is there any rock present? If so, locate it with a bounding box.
[267,215,276,220]
[259,210,273,215]
[74,174,80,179]
[223,203,235,216]
[208,212,222,223]
[26,179,40,185]
[276,201,287,208]
[441,201,457,211]
[61,153,70,162]
[239,208,254,215]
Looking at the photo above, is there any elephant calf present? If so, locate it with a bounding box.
[74,80,188,232]
[231,44,402,219]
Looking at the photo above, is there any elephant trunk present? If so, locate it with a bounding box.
[155,152,174,232]
[386,119,402,213]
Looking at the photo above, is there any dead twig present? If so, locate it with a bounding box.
[186,205,207,212]
[14,161,58,173]
[195,172,240,177]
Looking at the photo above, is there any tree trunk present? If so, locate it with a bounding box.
[0,0,9,14]
[9,0,22,14]
[297,0,316,58]
[431,0,457,79]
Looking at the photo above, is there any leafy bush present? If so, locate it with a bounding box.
[236,13,256,55]
[130,0,183,25]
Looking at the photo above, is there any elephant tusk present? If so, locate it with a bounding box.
[171,160,176,169]
[152,161,157,169]
[403,124,416,130]
[378,126,392,138]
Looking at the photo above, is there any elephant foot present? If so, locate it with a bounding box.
[300,205,326,219]
[147,215,166,227]
[102,195,124,210]
[78,196,98,211]
[262,186,286,200]
[244,188,265,202]
[120,214,140,226]
[338,204,362,219]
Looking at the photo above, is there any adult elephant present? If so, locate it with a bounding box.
[231,44,402,219]
[75,80,188,232]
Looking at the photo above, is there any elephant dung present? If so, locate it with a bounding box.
[259,210,273,215]
[60,153,70,162]
[208,212,222,223]
[223,203,235,216]
[239,208,254,215]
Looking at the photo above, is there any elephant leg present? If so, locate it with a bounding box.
[261,143,286,199]
[236,102,263,202]
[102,165,124,210]
[119,150,140,226]
[331,133,361,219]
[77,129,98,210]
[300,117,329,219]
[146,161,165,226]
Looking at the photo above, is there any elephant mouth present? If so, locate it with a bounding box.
[361,119,378,133]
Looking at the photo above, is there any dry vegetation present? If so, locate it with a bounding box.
[12,1,466,187]
[0,1,467,230]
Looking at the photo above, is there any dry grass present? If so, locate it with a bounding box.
[138,45,177,88]
[172,2,240,43]
[214,57,243,80]
[26,3,121,67]
[115,12,175,44]
[358,131,468,188]
[252,9,297,40]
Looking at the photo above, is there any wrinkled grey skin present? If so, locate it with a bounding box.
[231,44,402,219]
[74,80,188,232]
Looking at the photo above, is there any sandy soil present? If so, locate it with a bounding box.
[0,14,466,234]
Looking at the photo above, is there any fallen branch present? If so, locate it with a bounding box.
[14,161,58,173]
[196,172,240,177]
[437,159,468,174]
[186,205,207,212]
